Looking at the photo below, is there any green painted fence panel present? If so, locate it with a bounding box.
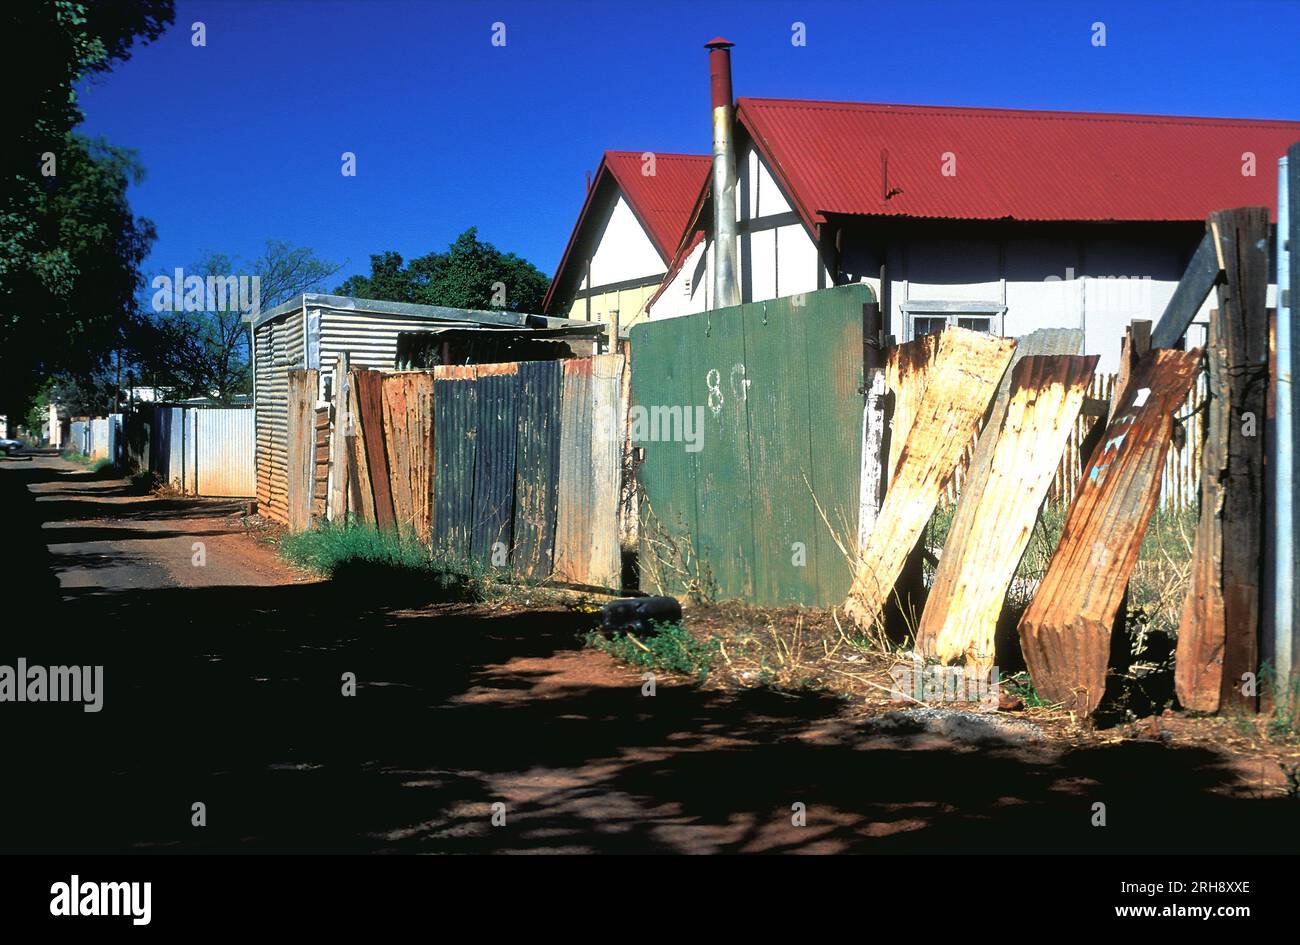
[634,309,702,591]
[692,302,756,599]
[631,284,870,606]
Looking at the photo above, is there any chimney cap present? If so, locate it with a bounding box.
[704,36,735,49]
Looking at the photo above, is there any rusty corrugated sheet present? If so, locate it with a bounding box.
[470,363,519,568]
[844,327,1017,631]
[1019,348,1202,715]
[381,373,434,541]
[553,359,595,584]
[513,360,562,578]
[353,370,394,532]
[917,353,1097,665]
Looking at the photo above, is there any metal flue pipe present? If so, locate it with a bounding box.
[707,37,739,310]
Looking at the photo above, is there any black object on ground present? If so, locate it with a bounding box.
[600,595,683,635]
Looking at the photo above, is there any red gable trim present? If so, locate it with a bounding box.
[542,151,710,315]
[604,151,712,261]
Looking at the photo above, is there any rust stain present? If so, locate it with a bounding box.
[845,327,1016,631]
[918,353,1097,667]
[1019,348,1201,716]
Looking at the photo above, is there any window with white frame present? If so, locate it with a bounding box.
[903,302,1005,341]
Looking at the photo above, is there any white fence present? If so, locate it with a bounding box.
[150,406,255,497]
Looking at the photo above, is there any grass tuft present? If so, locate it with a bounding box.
[587,620,721,679]
[277,521,486,602]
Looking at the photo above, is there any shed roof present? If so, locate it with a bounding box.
[250,292,603,333]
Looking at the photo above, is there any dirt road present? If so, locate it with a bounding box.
[3,455,1297,853]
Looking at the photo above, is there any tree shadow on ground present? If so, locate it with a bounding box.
[4,462,1299,854]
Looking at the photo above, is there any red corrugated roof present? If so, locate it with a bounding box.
[602,151,713,259]
[543,150,710,314]
[737,97,1300,227]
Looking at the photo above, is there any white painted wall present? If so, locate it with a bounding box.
[840,232,1219,373]
[648,144,827,320]
[646,145,1224,371]
[651,240,708,320]
[585,194,665,290]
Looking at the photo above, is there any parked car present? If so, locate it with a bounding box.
[0,437,24,455]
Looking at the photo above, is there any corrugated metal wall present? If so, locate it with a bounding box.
[193,408,256,496]
[408,358,623,586]
[254,308,305,522]
[552,355,626,589]
[89,418,111,460]
[631,284,870,606]
[69,420,89,455]
[150,406,255,497]
[257,304,476,525]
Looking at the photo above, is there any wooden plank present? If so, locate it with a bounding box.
[1019,348,1202,715]
[588,353,626,588]
[552,358,595,584]
[347,372,376,525]
[382,375,416,535]
[858,302,887,549]
[1151,230,1223,350]
[884,332,941,483]
[1114,319,1153,410]
[328,353,351,522]
[844,327,1016,631]
[412,374,434,545]
[918,350,1096,666]
[284,369,318,533]
[857,368,887,550]
[353,369,395,531]
[1176,207,1270,712]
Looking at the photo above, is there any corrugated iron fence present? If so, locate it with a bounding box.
[312,355,626,590]
[630,284,869,606]
[65,415,121,462]
[123,405,256,497]
[938,369,1205,512]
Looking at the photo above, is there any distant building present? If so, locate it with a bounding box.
[543,151,711,337]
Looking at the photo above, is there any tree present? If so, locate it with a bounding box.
[135,242,341,404]
[0,0,175,417]
[1,135,157,415]
[336,227,550,314]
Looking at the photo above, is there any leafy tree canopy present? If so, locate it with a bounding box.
[0,0,175,417]
[132,241,340,405]
[336,228,550,314]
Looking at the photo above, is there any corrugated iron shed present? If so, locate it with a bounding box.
[252,293,600,524]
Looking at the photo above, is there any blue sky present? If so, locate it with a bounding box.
[75,0,1300,288]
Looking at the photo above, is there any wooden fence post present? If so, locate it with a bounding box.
[328,352,351,522]
[1176,207,1270,712]
[286,368,319,533]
